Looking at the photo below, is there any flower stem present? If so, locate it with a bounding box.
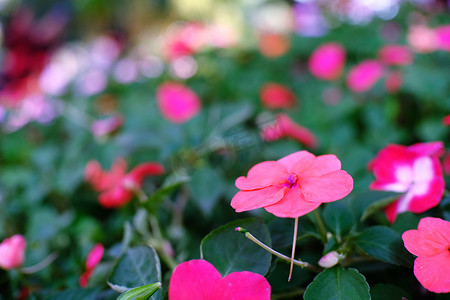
[313,209,327,242]
[21,252,58,274]
[288,217,298,281]
[235,227,321,273]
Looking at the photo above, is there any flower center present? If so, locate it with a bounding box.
[288,173,298,185]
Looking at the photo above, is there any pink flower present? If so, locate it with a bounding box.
[163,22,206,61]
[0,234,26,270]
[308,43,346,80]
[368,142,444,223]
[156,82,201,124]
[91,114,123,137]
[435,25,450,52]
[80,244,104,287]
[346,60,384,93]
[258,32,290,58]
[168,259,270,300]
[407,25,438,53]
[384,71,403,94]
[402,217,450,293]
[231,151,353,218]
[259,83,296,109]
[260,113,317,148]
[85,158,164,208]
[442,115,450,126]
[378,45,413,66]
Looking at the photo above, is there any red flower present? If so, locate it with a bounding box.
[442,115,450,126]
[260,113,317,148]
[346,60,384,93]
[85,158,164,208]
[168,259,270,300]
[378,45,413,66]
[156,82,202,124]
[231,151,353,218]
[384,70,403,94]
[0,234,26,270]
[402,217,450,293]
[80,244,104,287]
[368,142,444,223]
[259,83,296,109]
[308,42,346,80]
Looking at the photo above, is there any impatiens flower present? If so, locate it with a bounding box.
[0,234,26,270]
[407,25,438,53]
[85,158,164,208]
[258,32,290,58]
[260,113,317,148]
[368,142,444,223]
[402,217,450,293]
[308,42,346,80]
[80,244,104,287]
[442,115,450,126]
[384,70,403,94]
[435,25,450,52]
[378,45,413,66]
[168,259,270,300]
[156,82,201,124]
[259,83,296,109]
[346,60,384,93]
[231,150,353,218]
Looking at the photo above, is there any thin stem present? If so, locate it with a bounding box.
[313,210,327,242]
[21,252,58,274]
[235,227,321,273]
[288,217,298,281]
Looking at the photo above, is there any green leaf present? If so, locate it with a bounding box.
[370,283,411,300]
[116,282,162,300]
[391,212,420,234]
[200,218,271,276]
[304,267,370,300]
[323,202,355,238]
[355,226,413,267]
[145,171,190,212]
[47,288,100,300]
[109,246,162,300]
[349,190,399,221]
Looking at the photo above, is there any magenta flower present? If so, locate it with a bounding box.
[168,259,270,300]
[231,151,353,218]
[402,217,450,293]
[308,43,346,80]
[378,45,413,66]
[0,234,26,270]
[80,244,104,287]
[85,158,164,208]
[435,25,450,52]
[368,142,444,223]
[346,60,384,93]
[259,83,296,109]
[156,82,201,124]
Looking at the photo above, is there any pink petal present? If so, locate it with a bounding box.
[277,114,317,148]
[235,161,288,190]
[169,259,221,300]
[308,43,346,80]
[231,186,287,212]
[299,154,342,177]
[218,271,271,300]
[126,162,165,186]
[413,252,450,293]
[86,158,128,192]
[298,170,354,203]
[346,60,384,93]
[378,45,413,66]
[98,186,133,208]
[264,186,321,218]
[259,83,296,109]
[0,234,26,270]
[86,244,104,270]
[408,141,444,157]
[277,151,315,173]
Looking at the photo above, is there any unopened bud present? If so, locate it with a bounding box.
[318,251,344,268]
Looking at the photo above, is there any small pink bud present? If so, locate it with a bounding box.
[0,234,26,270]
[318,251,343,268]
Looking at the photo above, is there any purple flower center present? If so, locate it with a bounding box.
[288,173,298,185]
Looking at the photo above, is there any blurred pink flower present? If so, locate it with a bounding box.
[91,114,123,137]
[368,142,444,223]
[407,25,437,53]
[384,71,403,94]
[231,151,353,218]
[378,45,413,66]
[156,82,201,124]
[260,83,296,109]
[80,244,104,287]
[0,234,26,270]
[435,25,450,51]
[260,114,317,148]
[85,158,164,208]
[308,43,346,80]
[402,217,450,293]
[164,22,206,61]
[346,60,384,93]
[168,259,271,300]
[258,32,290,58]
[442,115,450,126]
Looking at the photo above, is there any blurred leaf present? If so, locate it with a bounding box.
[349,190,399,221]
[304,267,370,300]
[391,212,421,234]
[200,218,271,276]
[355,226,413,267]
[323,202,355,238]
[370,283,411,300]
[109,246,162,300]
[116,282,161,300]
[47,288,100,300]
[145,171,190,211]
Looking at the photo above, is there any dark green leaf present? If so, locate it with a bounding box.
[116,282,161,300]
[323,202,355,238]
[355,226,413,267]
[349,190,400,221]
[370,283,411,300]
[391,212,421,235]
[47,288,100,300]
[304,267,370,300]
[200,218,271,276]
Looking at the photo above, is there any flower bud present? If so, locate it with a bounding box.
[318,251,343,268]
